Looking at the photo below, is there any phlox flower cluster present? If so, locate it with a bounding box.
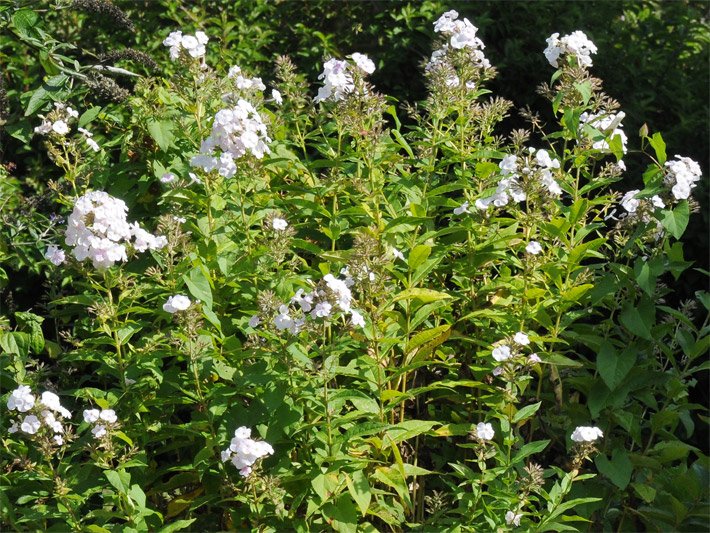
[427,10,490,89]
[221,426,274,477]
[570,425,603,443]
[620,190,664,214]
[490,332,541,378]
[163,294,191,313]
[580,111,628,158]
[664,155,702,200]
[475,148,562,210]
[64,191,167,269]
[544,31,598,68]
[506,510,523,527]
[35,103,100,152]
[227,65,266,92]
[190,99,271,178]
[83,408,118,440]
[475,421,495,441]
[163,30,209,60]
[314,53,375,103]
[7,386,71,446]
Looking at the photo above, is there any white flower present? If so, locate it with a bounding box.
[99,409,117,423]
[274,305,295,331]
[525,241,543,255]
[544,31,597,68]
[570,425,604,442]
[39,391,71,418]
[665,155,702,200]
[20,415,41,435]
[476,422,495,441]
[323,273,352,312]
[34,120,52,135]
[651,195,665,208]
[350,309,366,328]
[7,385,35,412]
[222,426,274,477]
[91,424,107,439]
[163,295,191,313]
[453,201,470,215]
[44,245,66,266]
[312,301,332,318]
[505,511,522,527]
[620,190,641,213]
[492,345,512,362]
[52,120,69,135]
[271,89,283,105]
[83,409,100,423]
[248,315,261,328]
[315,58,354,103]
[528,353,542,364]
[85,138,100,152]
[272,218,288,231]
[391,248,405,261]
[535,149,560,169]
[350,52,375,74]
[580,111,628,154]
[160,172,176,183]
[8,422,20,433]
[513,332,530,346]
[492,366,503,376]
[53,434,64,446]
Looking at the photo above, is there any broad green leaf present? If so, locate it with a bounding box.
[79,106,102,128]
[11,9,39,40]
[619,298,655,340]
[105,469,131,494]
[513,439,550,463]
[24,74,68,116]
[408,245,431,270]
[660,201,689,239]
[597,341,635,390]
[392,288,452,304]
[345,470,371,516]
[405,325,450,354]
[649,132,667,164]
[595,449,633,490]
[183,267,213,310]
[512,401,542,424]
[147,119,175,151]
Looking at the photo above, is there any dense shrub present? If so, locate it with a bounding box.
[1,2,708,531]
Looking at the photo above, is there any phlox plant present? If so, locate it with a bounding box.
[1,4,708,533]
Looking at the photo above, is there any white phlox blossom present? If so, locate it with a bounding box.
[221,426,274,477]
[506,511,523,527]
[163,30,209,60]
[6,386,71,444]
[272,218,288,231]
[525,241,543,255]
[160,172,176,183]
[271,89,283,105]
[44,245,66,266]
[544,31,598,68]
[476,149,562,210]
[65,191,167,269]
[620,190,641,213]
[191,99,271,178]
[163,294,191,313]
[492,345,512,362]
[475,422,495,441]
[453,201,470,215]
[34,102,82,140]
[490,333,539,378]
[227,65,266,92]
[315,54,375,103]
[664,155,702,200]
[427,10,490,88]
[513,332,530,346]
[570,425,604,442]
[580,111,628,154]
[83,408,118,440]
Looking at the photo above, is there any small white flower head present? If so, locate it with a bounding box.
[221,425,274,477]
[85,137,100,152]
[160,172,176,183]
[475,422,495,441]
[7,385,35,412]
[665,155,702,200]
[43,244,64,267]
[513,332,530,346]
[650,195,665,209]
[20,414,41,435]
[528,353,542,364]
[83,409,100,423]
[570,425,604,443]
[526,241,543,255]
[391,248,405,261]
[620,189,641,213]
[91,424,107,439]
[39,391,72,418]
[272,218,288,231]
[164,29,208,60]
[315,58,354,103]
[453,201,470,215]
[163,295,191,313]
[350,52,376,74]
[544,30,597,68]
[350,309,366,328]
[271,89,283,105]
[492,366,503,376]
[53,434,64,446]
[8,422,20,433]
[505,511,522,527]
[248,315,261,328]
[99,409,117,424]
[52,120,69,135]
[492,345,512,362]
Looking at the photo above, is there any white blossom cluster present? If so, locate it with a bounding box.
[475,148,562,210]
[506,510,523,527]
[83,408,118,440]
[490,332,541,377]
[162,30,209,60]
[664,155,702,200]
[544,31,598,68]
[64,191,167,269]
[190,99,271,178]
[227,65,266,92]
[475,421,495,441]
[427,10,490,89]
[221,426,274,477]
[7,386,71,446]
[314,53,375,103]
[570,425,604,443]
[163,294,191,313]
[620,190,665,214]
[35,103,100,152]
[580,111,628,159]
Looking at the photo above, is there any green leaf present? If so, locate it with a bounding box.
[595,449,633,490]
[513,401,542,424]
[345,470,371,516]
[392,288,452,304]
[24,74,68,116]
[105,469,131,494]
[12,9,39,39]
[405,325,450,354]
[660,201,689,239]
[597,342,635,390]
[79,107,102,128]
[573,81,592,104]
[408,245,431,271]
[619,298,655,340]
[183,267,213,310]
[513,439,550,463]
[147,119,175,151]
[649,132,667,165]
